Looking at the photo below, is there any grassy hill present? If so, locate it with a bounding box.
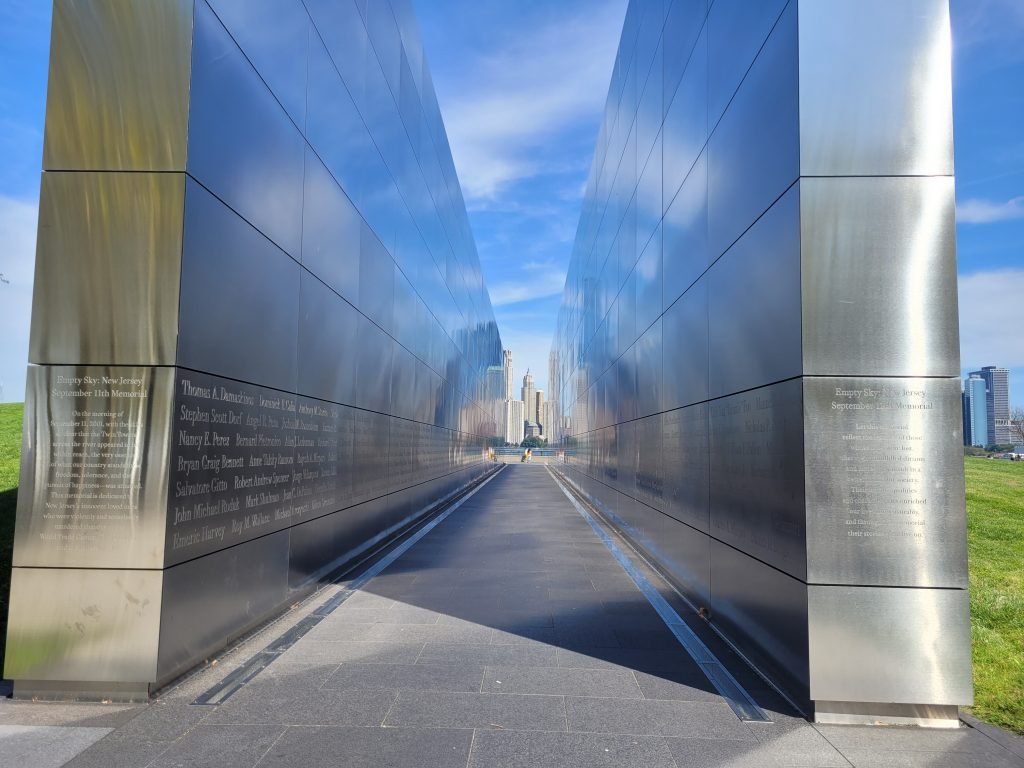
[964,457,1024,734]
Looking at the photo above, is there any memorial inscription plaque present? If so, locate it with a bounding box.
[14,365,172,569]
[804,377,968,587]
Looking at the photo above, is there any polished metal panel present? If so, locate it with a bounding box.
[4,568,163,683]
[662,151,708,309]
[707,1,798,260]
[43,0,193,171]
[298,270,359,406]
[807,586,973,706]
[804,377,968,588]
[301,148,361,304]
[157,530,290,685]
[14,365,173,569]
[709,379,806,579]
[204,0,310,129]
[661,280,708,411]
[662,403,710,533]
[30,172,185,366]
[798,0,954,177]
[177,180,300,394]
[800,177,959,377]
[708,186,801,399]
[188,0,305,258]
[710,539,810,698]
[706,0,789,128]
[662,26,707,207]
[634,319,662,419]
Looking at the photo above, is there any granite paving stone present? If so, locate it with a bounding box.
[467,729,680,768]
[322,662,485,692]
[259,726,473,768]
[566,696,753,739]
[384,690,567,731]
[147,724,286,768]
[0,726,113,768]
[481,666,644,698]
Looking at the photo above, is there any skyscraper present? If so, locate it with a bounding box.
[504,400,525,445]
[521,370,535,424]
[535,389,545,427]
[971,366,1011,444]
[502,349,514,401]
[962,376,988,447]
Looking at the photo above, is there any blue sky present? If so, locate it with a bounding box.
[1,0,1022,407]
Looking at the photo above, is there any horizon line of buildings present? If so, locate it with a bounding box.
[962,365,1013,447]
[481,350,562,445]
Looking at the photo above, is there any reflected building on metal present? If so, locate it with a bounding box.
[7,0,501,699]
[549,0,971,726]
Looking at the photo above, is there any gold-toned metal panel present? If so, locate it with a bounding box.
[14,365,173,569]
[4,567,163,683]
[29,172,185,366]
[44,0,194,171]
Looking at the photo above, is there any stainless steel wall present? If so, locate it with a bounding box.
[8,0,501,696]
[549,0,971,725]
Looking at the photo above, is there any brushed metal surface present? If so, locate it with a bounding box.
[804,377,968,588]
[800,176,959,377]
[14,365,173,569]
[635,319,662,419]
[188,0,305,258]
[177,179,300,394]
[4,567,163,683]
[798,0,954,177]
[707,0,798,260]
[709,379,806,580]
[708,185,801,399]
[43,0,193,171]
[30,172,185,366]
[807,585,973,706]
[157,530,291,685]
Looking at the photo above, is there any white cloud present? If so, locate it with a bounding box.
[489,266,566,306]
[436,2,625,201]
[957,196,1024,224]
[0,195,37,402]
[958,269,1024,370]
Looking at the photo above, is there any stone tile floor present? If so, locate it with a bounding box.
[1,464,1021,767]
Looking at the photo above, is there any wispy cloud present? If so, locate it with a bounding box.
[0,195,38,402]
[957,196,1024,224]
[489,266,567,306]
[958,268,1024,370]
[435,2,624,201]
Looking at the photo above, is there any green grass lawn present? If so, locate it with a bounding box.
[964,457,1024,735]
[0,409,1020,732]
[0,402,23,666]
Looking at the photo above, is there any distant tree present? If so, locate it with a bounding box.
[1010,407,1024,447]
[520,436,546,448]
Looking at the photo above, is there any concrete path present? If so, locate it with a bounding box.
[1,464,1022,767]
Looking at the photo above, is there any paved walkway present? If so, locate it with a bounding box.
[1,464,1022,767]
